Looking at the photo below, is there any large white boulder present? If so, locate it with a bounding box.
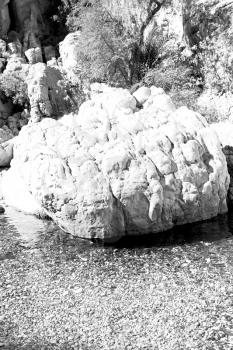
[6,86,230,241]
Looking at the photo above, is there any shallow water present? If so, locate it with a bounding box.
[1,205,233,253]
[2,206,233,349]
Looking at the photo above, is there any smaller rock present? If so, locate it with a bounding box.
[133,86,151,105]
[25,47,43,64]
[7,40,22,56]
[0,206,5,214]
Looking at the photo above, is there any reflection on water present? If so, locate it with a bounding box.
[117,214,233,249]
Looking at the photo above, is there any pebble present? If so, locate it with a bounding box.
[0,206,5,214]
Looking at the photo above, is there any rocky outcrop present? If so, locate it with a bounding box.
[59,32,81,82]
[0,1,10,38]
[5,86,229,241]
[0,0,50,48]
[27,63,72,122]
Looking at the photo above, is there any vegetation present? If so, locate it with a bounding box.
[0,71,29,109]
[58,0,165,87]
[53,0,203,110]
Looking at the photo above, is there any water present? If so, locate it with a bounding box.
[2,206,233,349]
[1,205,233,253]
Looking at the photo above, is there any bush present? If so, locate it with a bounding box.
[64,1,140,86]
[0,71,29,108]
[143,46,203,109]
[58,0,167,87]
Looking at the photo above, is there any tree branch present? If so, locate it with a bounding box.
[139,0,164,45]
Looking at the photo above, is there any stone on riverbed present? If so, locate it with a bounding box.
[5,86,230,241]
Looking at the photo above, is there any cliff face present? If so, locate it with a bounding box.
[0,0,64,49]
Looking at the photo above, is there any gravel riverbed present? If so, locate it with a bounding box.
[1,207,233,349]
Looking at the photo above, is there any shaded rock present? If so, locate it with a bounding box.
[0,100,13,120]
[7,86,230,241]
[0,0,10,38]
[44,45,56,62]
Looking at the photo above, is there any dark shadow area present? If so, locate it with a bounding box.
[111,211,233,249]
[2,205,233,256]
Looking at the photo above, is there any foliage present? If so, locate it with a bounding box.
[57,0,165,87]
[143,46,203,109]
[57,73,87,110]
[63,1,138,86]
[0,71,29,107]
[183,1,233,94]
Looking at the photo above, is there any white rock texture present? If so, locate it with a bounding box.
[1,166,44,215]
[5,86,230,241]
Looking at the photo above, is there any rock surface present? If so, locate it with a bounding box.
[27,63,72,122]
[6,86,230,241]
[59,32,81,82]
[211,121,233,203]
[1,166,45,215]
[0,0,50,48]
[0,0,10,38]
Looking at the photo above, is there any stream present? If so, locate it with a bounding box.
[1,206,233,349]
